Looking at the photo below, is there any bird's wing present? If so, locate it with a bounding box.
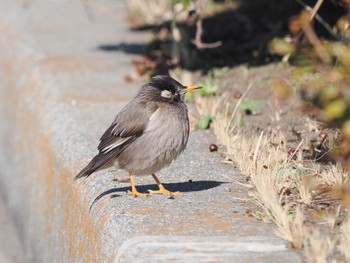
[98,100,158,153]
[74,101,158,180]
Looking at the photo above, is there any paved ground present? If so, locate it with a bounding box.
[0,195,26,263]
[0,0,303,262]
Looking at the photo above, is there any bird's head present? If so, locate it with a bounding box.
[143,75,201,103]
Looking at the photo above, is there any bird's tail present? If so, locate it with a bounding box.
[74,152,114,180]
[74,158,98,180]
[74,154,109,181]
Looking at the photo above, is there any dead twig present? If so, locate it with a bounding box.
[300,9,332,64]
[285,139,304,165]
[220,173,252,188]
[191,0,222,50]
[295,0,350,43]
[310,0,323,20]
[253,131,264,174]
[191,17,222,49]
[227,82,253,134]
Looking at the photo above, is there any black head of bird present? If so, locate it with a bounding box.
[140,75,200,103]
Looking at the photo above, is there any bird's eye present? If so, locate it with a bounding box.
[161,90,173,98]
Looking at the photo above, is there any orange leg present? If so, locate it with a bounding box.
[148,173,182,196]
[127,172,148,197]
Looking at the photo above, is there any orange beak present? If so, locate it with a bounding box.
[186,85,202,92]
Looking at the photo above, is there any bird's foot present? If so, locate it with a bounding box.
[127,189,149,198]
[148,184,182,196]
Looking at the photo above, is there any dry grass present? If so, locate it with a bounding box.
[125,0,239,27]
[303,229,335,263]
[195,84,350,262]
[125,0,172,26]
[340,214,350,260]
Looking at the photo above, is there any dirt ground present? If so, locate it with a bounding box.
[194,62,350,260]
[209,63,337,162]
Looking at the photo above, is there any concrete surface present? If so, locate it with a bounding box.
[0,195,26,263]
[0,0,303,262]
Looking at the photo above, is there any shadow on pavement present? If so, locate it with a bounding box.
[97,43,147,54]
[89,180,227,212]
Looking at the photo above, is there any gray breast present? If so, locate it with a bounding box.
[117,102,189,175]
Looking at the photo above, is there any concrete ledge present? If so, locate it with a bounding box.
[0,1,303,262]
[116,236,302,263]
[0,195,26,263]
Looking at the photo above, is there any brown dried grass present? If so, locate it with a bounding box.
[195,83,350,262]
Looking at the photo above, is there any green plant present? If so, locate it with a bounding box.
[197,80,220,96]
[239,98,263,113]
[209,67,229,79]
[185,90,195,102]
[232,117,245,127]
[185,79,221,101]
[197,114,214,130]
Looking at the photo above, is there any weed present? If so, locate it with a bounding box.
[209,67,230,79]
[197,80,220,97]
[196,114,213,130]
[239,98,263,114]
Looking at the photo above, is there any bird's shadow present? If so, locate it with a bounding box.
[97,43,147,54]
[89,180,226,212]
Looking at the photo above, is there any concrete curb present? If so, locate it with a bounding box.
[115,236,301,263]
[0,1,303,262]
[0,195,26,263]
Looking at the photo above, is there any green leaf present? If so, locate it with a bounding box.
[231,117,244,127]
[185,91,195,102]
[197,114,213,130]
[197,80,219,96]
[277,166,287,177]
[239,99,263,112]
[209,67,229,79]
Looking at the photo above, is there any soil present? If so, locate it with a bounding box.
[204,63,333,155]
[196,62,348,260]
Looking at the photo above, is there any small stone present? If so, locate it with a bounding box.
[209,144,218,152]
[234,91,242,99]
[288,148,296,156]
[245,209,254,217]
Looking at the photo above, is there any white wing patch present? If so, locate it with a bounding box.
[102,108,160,153]
[149,108,159,121]
[161,90,172,98]
[101,137,131,153]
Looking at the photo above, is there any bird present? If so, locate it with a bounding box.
[74,75,201,197]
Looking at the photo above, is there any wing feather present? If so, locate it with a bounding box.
[98,101,158,151]
[75,101,158,179]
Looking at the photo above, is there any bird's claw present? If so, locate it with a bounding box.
[127,189,149,198]
[148,184,182,196]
